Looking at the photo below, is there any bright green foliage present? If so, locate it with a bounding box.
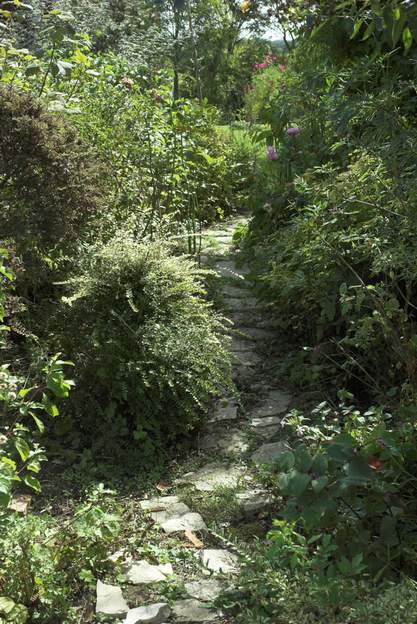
[51,237,231,462]
[0,486,120,623]
[0,250,74,507]
[74,61,250,239]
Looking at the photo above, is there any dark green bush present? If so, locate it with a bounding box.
[0,87,105,285]
[50,236,231,461]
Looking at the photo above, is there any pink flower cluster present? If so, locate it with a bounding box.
[253,55,286,72]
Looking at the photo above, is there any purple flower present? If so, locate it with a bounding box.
[287,127,300,137]
[266,145,278,161]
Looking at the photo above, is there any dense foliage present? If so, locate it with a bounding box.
[227,0,417,620]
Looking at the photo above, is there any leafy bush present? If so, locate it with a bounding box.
[48,236,231,461]
[0,249,73,506]
[221,540,417,624]
[0,487,120,623]
[269,395,417,578]
[0,86,105,287]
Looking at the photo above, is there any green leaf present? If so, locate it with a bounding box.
[295,446,313,472]
[362,21,375,41]
[312,476,328,493]
[0,597,16,615]
[29,411,45,433]
[311,453,328,475]
[402,26,413,52]
[278,451,295,471]
[23,474,41,493]
[14,437,30,462]
[287,470,311,497]
[350,18,363,39]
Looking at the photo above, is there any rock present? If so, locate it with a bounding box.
[8,494,31,514]
[213,260,249,279]
[139,496,190,524]
[200,549,239,574]
[235,491,271,515]
[125,603,170,624]
[221,284,247,298]
[122,560,172,584]
[232,351,262,366]
[200,429,249,454]
[185,579,224,602]
[176,463,245,492]
[223,297,259,311]
[251,391,292,419]
[250,416,281,428]
[161,512,207,534]
[250,416,282,439]
[140,495,180,510]
[251,441,290,465]
[96,580,129,616]
[233,327,276,341]
[159,563,174,575]
[208,399,238,423]
[172,599,217,622]
[231,337,255,352]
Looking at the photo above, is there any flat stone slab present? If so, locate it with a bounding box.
[251,391,292,419]
[235,490,271,515]
[231,337,256,352]
[213,260,249,279]
[172,599,217,622]
[250,416,282,439]
[221,284,247,298]
[177,463,245,491]
[122,560,173,584]
[208,399,238,423]
[161,512,207,534]
[185,579,224,602]
[227,311,265,327]
[199,429,249,454]
[223,297,259,311]
[251,441,290,465]
[200,549,239,574]
[233,327,277,340]
[125,603,170,624]
[96,580,129,616]
[140,497,190,524]
[232,351,262,366]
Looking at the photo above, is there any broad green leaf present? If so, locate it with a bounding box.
[403,26,413,52]
[23,474,41,492]
[0,597,15,614]
[312,476,328,493]
[287,470,311,497]
[14,437,30,462]
[278,451,295,471]
[350,18,363,40]
[295,446,313,472]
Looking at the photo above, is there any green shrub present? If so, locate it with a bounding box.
[220,541,417,624]
[0,248,74,506]
[0,488,120,623]
[49,236,231,462]
[0,86,105,287]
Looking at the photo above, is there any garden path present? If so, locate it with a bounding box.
[96,216,292,623]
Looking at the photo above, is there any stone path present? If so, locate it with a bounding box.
[95,216,292,623]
